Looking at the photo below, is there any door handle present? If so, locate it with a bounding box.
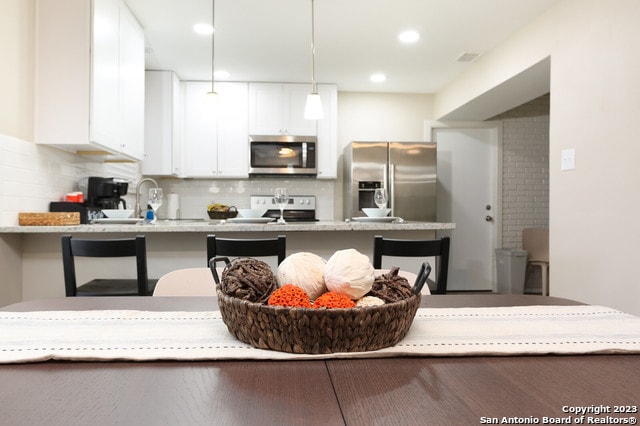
[485,215,493,222]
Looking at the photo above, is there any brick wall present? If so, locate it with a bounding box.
[492,94,550,248]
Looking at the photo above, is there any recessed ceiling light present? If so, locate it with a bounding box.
[370,73,386,83]
[398,31,420,43]
[214,70,230,79]
[193,23,214,35]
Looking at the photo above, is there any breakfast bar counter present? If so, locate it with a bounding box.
[0,219,455,234]
[0,221,454,306]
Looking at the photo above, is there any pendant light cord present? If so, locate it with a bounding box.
[310,0,317,94]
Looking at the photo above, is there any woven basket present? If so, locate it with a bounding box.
[216,289,421,354]
[18,212,80,226]
[213,260,430,354]
[207,206,238,220]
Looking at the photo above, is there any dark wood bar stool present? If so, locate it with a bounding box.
[206,234,287,266]
[373,235,451,294]
[61,235,155,296]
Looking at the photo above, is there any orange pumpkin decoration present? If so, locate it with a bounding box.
[267,284,312,308]
[313,292,356,309]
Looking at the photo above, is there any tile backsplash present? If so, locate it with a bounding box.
[0,135,138,226]
[153,177,336,221]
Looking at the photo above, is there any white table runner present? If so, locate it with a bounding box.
[1,305,639,363]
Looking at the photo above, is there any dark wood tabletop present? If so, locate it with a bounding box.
[1,295,638,426]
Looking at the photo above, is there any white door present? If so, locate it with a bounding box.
[428,122,501,291]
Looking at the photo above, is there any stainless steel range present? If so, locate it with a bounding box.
[251,195,317,222]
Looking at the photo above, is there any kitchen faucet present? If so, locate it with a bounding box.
[134,178,159,218]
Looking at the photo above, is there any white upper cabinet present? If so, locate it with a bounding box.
[181,82,249,178]
[117,7,146,160]
[142,71,181,176]
[34,0,145,161]
[316,84,338,179]
[249,83,317,136]
[281,84,319,136]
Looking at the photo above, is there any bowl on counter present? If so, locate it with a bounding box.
[362,208,391,218]
[237,209,268,218]
[101,209,134,219]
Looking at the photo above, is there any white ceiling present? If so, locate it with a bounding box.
[124,0,558,94]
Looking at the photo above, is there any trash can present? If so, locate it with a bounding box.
[495,248,528,294]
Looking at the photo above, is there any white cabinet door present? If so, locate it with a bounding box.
[182,82,249,178]
[248,83,282,135]
[282,84,317,136]
[316,84,338,179]
[182,82,218,177]
[248,83,316,136]
[118,6,145,160]
[142,71,180,176]
[216,82,249,178]
[90,0,120,150]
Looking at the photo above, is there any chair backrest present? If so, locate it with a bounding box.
[522,228,549,262]
[373,235,450,294]
[153,268,215,297]
[61,235,149,296]
[206,234,286,266]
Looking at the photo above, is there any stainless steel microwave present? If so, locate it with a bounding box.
[249,135,317,176]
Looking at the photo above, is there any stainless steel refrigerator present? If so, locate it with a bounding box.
[343,141,437,221]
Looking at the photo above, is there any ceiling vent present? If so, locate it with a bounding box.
[456,52,481,62]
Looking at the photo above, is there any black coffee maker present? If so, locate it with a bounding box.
[86,177,129,210]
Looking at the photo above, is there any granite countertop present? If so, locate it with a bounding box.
[0,220,455,234]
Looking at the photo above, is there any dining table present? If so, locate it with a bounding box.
[1,294,639,426]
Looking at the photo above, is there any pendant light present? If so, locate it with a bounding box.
[207,0,219,110]
[304,0,324,120]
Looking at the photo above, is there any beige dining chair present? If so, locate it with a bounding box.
[152,268,216,297]
[522,228,549,296]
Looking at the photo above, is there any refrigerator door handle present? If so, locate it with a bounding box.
[389,163,395,215]
[382,163,388,193]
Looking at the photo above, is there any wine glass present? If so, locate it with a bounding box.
[374,188,388,209]
[273,188,289,224]
[148,188,164,223]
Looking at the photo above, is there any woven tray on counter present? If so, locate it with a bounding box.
[207,206,238,220]
[214,262,430,355]
[18,212,80,226]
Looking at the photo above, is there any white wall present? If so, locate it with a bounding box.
[437,0,640,315]
[0,0,34,141]
[337,92,434,144]
[0,0,35,304]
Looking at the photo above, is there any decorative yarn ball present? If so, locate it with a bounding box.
[220,258,278,303]
[324,248,375,300]
[276,252,327,300]
[356,296,385,307]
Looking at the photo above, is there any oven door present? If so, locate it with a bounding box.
[249,135,317,176]
[264,209,318,222]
